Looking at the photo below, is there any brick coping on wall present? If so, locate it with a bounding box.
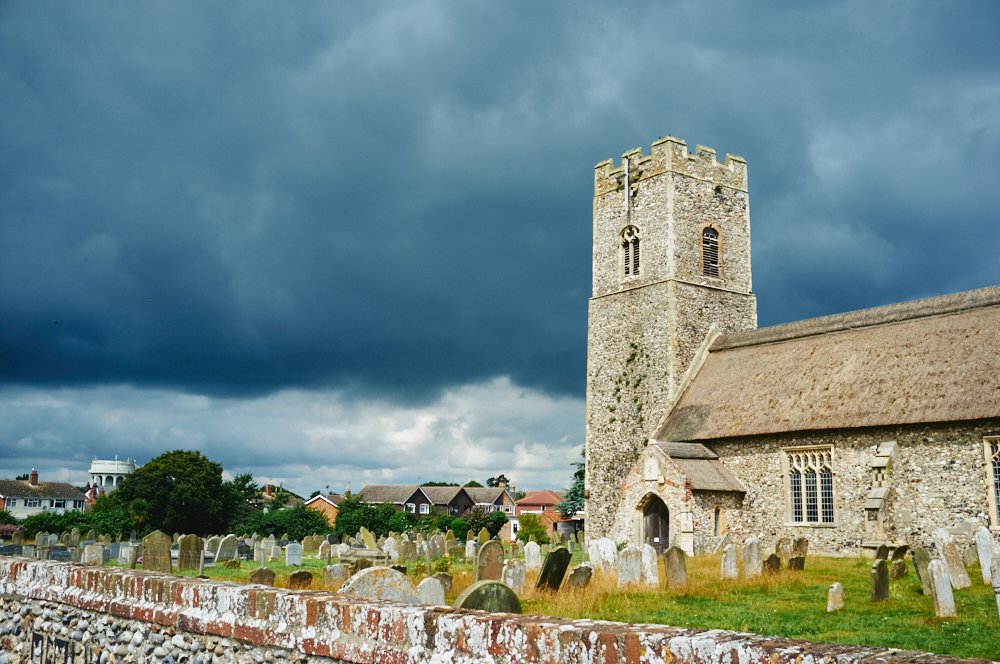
[0,558,993,664]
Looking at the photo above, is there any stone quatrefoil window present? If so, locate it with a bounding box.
[701,226,720,278]
[786,447,835,524]
[987,438,1000,526]
[621,226,641,278]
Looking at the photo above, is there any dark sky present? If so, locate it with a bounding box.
[2,2,999,494]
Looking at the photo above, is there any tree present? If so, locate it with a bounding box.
[238,504,330,541]
[487,510,508,538]
[486,474,510,488]
[0,509,16,525]
[333,495,371,538]
[556,449,585,518]
[463,506,491,535]
[462,480,484,488]
[516,513,550,544]
[224,473,260,528]
[112,449,231,536]
[420,481,459,487]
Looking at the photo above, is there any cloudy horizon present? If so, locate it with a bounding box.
[2,2,999,497]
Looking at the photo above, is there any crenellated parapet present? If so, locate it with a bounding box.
[594,136,747,198]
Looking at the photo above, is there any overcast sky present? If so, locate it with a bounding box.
[2,2,999,497]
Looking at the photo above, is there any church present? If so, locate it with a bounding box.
[583,135,1000,555]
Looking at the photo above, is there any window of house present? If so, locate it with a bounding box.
[405,503,416,513]
[786,447,834,524]
[25,498,41,508]
[6,498,15,507]
[504,505,513,514]
[621,226,641,278]
[419,503,429,515]
[987,438,1000,527]
[701,226,720,278]
[52,499,66,509]
[73,500,84,509]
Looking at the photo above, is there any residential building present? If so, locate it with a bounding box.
[0,470,87,519]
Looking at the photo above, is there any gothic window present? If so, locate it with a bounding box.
[701,226,720,278]
[622,226,641,278]
[987,438,1000,527]
[786,447,834,524]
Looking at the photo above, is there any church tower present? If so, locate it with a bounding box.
[585,136,757,541]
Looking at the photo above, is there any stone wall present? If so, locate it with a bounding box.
[0,558,984,663]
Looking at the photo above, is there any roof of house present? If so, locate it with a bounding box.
[656,286,1000,442]
[654,442,746,492]
[419,486,469,505]
[0,480,86,500]
[305,493,345,508]
[516,490,564,506]
[358,484,420,504]
[464,487,511,504]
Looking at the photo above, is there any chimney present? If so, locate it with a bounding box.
[29,469,39,486]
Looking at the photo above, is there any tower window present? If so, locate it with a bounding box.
[622,226,641,278]
[701,227,720,278]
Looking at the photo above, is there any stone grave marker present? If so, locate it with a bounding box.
[536,546,571,592]
[566,564,593,590]
[991,556,1000,619]
[142,530,172,574]
[476,540,504,581]
[237,543,253,561]
[912,547,933,595]
[445,530,457,549]
[617,545,642,587]
[524,541,542,571]
[205,536,221,555]
[928,559,956,617]
[663,546,688,587]
[775,537,792,567]
[974,526,993,585]
[433,572,453,595]
[417,577,446,605]
[318,541,330,561]
[86,529,96,542]
[874,544,890,560]
[870,558,889,602]
[12,531,23,546]
[933,528,972,589]
[721,544,738,579]
[249,567,276,586]
[588,538,617,572]
[399,541,417,563]
[789,555,805,571]
[285,542,303,566]
[477,528,491,545]
[743,536,762,577]
[325,564,349,582]
[466,529,475,542]
[792,537,808,557]
[216,534,238,563]
[465,540,477,559]
[83,543,104,565]
[429,534,445,558]
[340,567,419,604]
[303,535,319,556]
[35,532,46,548]
[640,543,659,587]
[288,570,313,589]
[763,553,781,575]
[119,544,138,567]
[70,528,80,547]
[177,534,203,571]
[383,536,398,561]
[362,527,380,550]
[890,545,909,579]
[454,580,521,614]
[827,582,844,612]
[501,559,526,593]
[107,542,121,561]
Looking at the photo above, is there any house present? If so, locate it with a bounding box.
[0,470,87,520]
[584,135,1000,554]
[304,493,345,527]
[515,490,568,541]
[358,484,474,516]
[465,486,517,539]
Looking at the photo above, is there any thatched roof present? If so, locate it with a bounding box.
[657,286,1000,442]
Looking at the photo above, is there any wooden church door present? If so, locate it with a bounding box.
[643,496,670,553]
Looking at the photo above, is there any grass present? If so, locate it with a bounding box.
[157,553,999,660]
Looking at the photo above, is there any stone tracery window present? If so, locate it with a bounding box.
[621,226,641,278]
[786,447,834,524]
[987,438,1000,527]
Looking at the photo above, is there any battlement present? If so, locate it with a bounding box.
[594,135,747,197]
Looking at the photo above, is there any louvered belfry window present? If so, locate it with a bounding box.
[702,226,720,278]
[622,226,641,278]
[787,448,834,524]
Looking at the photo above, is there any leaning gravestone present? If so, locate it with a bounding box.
[417,577,446,606]
[524,541,542,572]
[536,546,571,592]
[974,526,994,585]
[640,544,659,587]
[617,545,642,588]
[928,559,956,617]
[205,536,221,555]
[476,540,504,582]
[743,536,762,577]
[340,567,419,604]
[501,559,526,594]
[566,564,593,590]
[285,542,303,566]
[663,546,688,587]
[933,528,972,589]
[359,527,377,551]
[912,548,934,595]
[249,568,276,587]
[870,558,889,602]
[288,570,313,589]
[177,534,203,571]
[142,530,172,574]
[454,580,521,614]
[827,582,844,612]
[216,534,238,563]
[763,553,781,575]
[721,544,738,579]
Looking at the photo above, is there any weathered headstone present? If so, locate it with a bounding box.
[721,544,738,579]
[340,567,419,604]
[775,537,792,567]
[874,544,890,560]
[788,555,805,571]
[433,572,453,595]
[536,546,571,592]
[743,536,762,578]
[118,544,138,567]
[991,556,1000,620]
[454,580,521,614]
[870,558,889,602]
[524,541,542,571]
[142,530,172,574]
[399,541,417,563]
[466,529,475,542]
[429,534,445,558]
[827,582,844,612]
[302,536,319,556]
[933,528,972,589]
[912,547,933,595]
[288,570,313,589]
[465,540,477,559]
[325,564,349,582]
[792,537,809,557]
[83,543,104,565]
[177,534,203,571]
[974,526,994,585]
[318,541,330,561]
[477,528,491,545]
[249,567,276,586]
[617,545,642,587]
[587,537,617,571]
[417,577,446,605]
[566,564,593,590]
[70,529,80,547]
[216,534,238,563]
[359,527,377,551]
[928,559,956,617]
[639,543,659,587]
[763,553,781,575]
[501,558,526,594]
[285,542,303,566]
[476,540,504,581]
[12,531,23,546]
[663,546,688,587]
[383,536,399,561]
[205,536,221,555]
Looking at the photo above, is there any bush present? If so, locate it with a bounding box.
[515,513,550,544]
[238,504,331,541]
[0,509,16,525]
[0,524,20,539]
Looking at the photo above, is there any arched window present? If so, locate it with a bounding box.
[621,226,640,278]
[701,226,720,278]
[786,447,835,524]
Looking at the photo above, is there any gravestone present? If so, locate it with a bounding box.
[889,545,909,579]
[775,537,792,567]
[83,543,104,565]
[433,572,453,595]
[991,556,1000,619]
[933,528,971,589]
[663,546,688,587]
[142,530,172,574]
[477,528,491,545]
[35,532,46,548]
[501,558,526,593]
[216,535,238,563]
[566,564,593,590]
[205,536,221,555]
[827,582,844,612]
[237,543,253,561]
[224,560,240,569]
[325,564,349,582]
[318,541,330,561]
[359,527,377,551]
[792,537,808,557]
[465,540,477,559]
[588,538,617,571]
[86,529,96,542]
[177,534,203,571]
[288,570,313,589]
[928,560,956,617]
[788,555,805,571]
[399,541,417,563]
[383,536,398,561]
[874,544,890,560]
[912,547,933,595]
[476,540,504,581]
[302,536,319,556]
[119,544,138,567]
[417,577,446,605]
[617,545,642,587]
[445,530,457,549]
[763,553,781,575]
[743,536,762,577]
[974,526,994,585]
[466,529,475,542]
[285,542,303,566]
[454,580,521,614]
[249,568,276,586]
[535,546,571,592]
[721,544,738,579]
[340,567,419,604]
[640,544,659,587]
[870,558,889,602]
[429,534,445,558]
[524,541,542,571]
[12,531,22,546]
[70,529,80,547]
